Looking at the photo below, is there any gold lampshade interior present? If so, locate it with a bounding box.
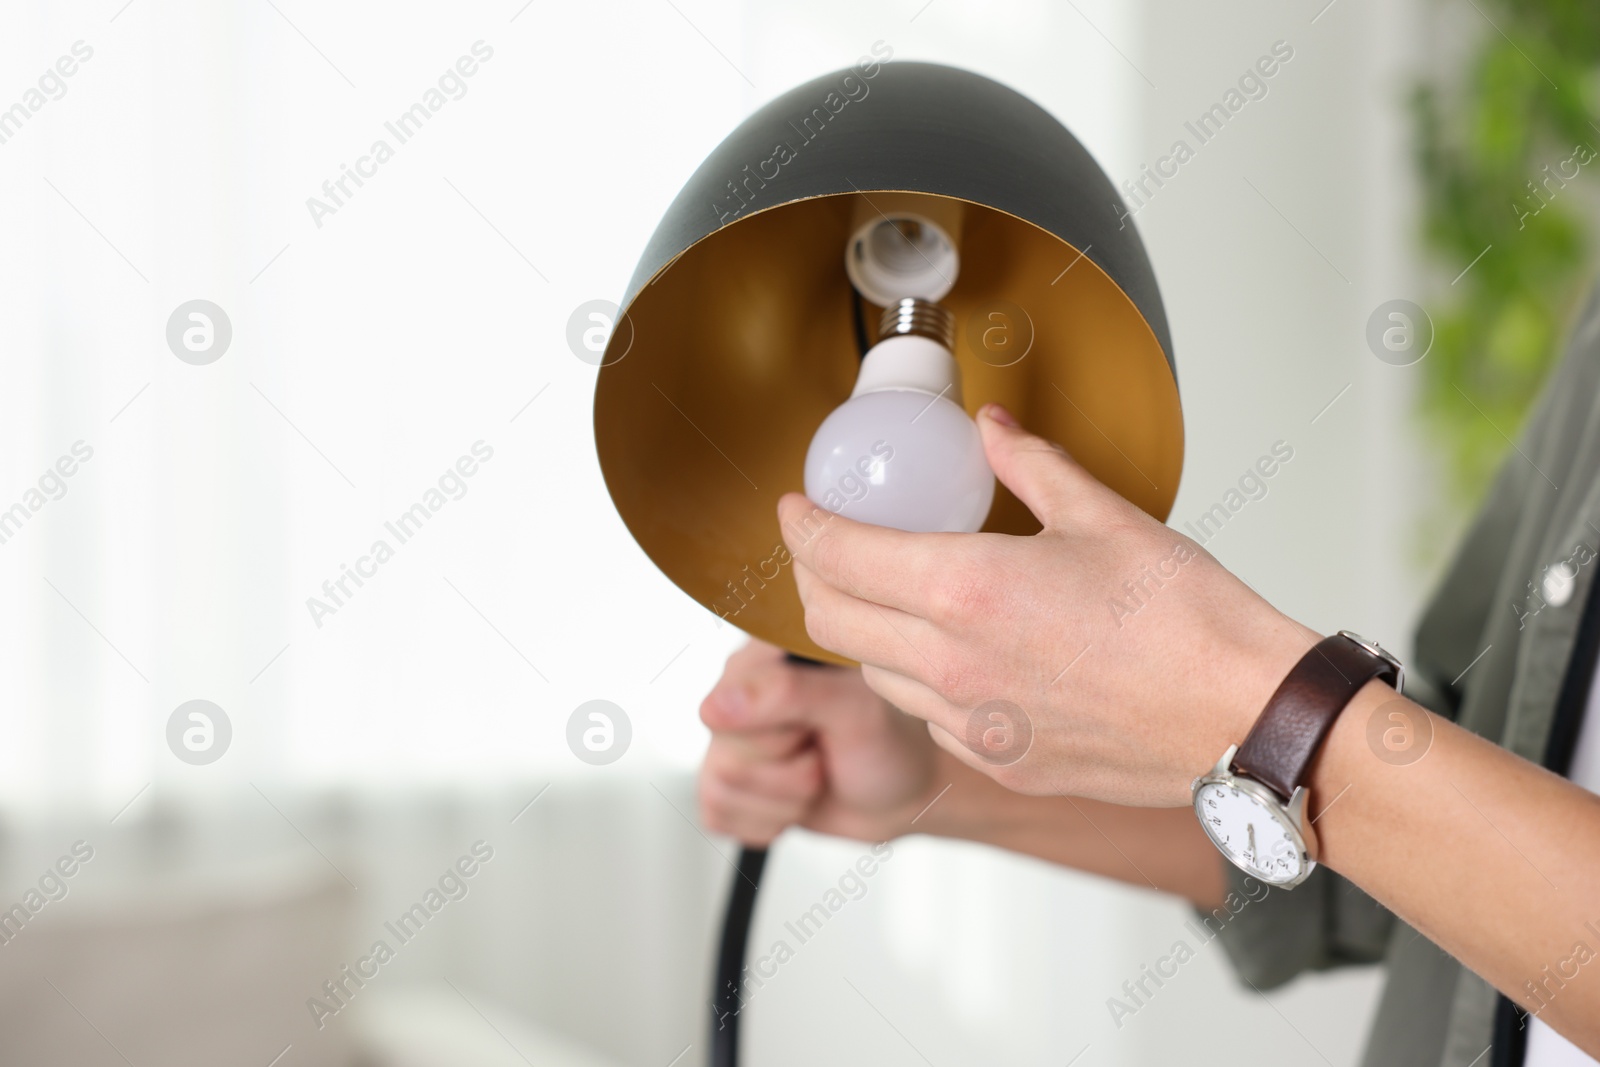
[595,191,1183,664]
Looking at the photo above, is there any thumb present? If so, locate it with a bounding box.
[976,404,1096,528]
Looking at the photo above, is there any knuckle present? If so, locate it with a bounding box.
[931,566,996,622]
[1082,488,1139,532]
[803,521,835,568]
[1020,438,1070,468]
[808,526,853,588]
[698,694,728,730]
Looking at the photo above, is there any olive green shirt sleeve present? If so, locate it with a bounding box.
[1203,862,1394,989]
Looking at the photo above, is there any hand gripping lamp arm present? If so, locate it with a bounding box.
[592,61,1184,1066]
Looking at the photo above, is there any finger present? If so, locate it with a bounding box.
[699,774,809,846]
[701,654,857,734]
[794,561,941,680]
[717,726,812,762]
[977,404,1106,529]
[777,493,948,613]
[858,664,968,740]
[705,744,822,803]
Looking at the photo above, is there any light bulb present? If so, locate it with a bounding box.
[804,299,995,534]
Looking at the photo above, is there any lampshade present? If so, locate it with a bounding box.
[595,60,1183,664]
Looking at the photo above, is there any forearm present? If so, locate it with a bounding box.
[1314,681,1600,1051]
[911,748,1227,908]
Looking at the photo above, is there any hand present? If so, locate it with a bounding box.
[697,639,942,845]
[778,404,1318,808]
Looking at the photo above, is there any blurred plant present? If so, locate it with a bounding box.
[1410,0,1600,501]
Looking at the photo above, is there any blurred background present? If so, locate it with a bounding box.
[1,0,1596,1064]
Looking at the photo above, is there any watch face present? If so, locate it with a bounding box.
[1194,779,1308,885]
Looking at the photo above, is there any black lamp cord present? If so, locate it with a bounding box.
[710,844,768,1066]
[711,302,868,1065]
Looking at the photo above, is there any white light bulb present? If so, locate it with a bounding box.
[804,300,995,534]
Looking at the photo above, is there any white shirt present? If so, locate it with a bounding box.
[1523,657,1600,1066]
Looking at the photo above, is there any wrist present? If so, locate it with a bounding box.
[1206,619,1325,765]
[1306,678,1393,797]
[1190,629,1404,888]
[1303,677,1428,868]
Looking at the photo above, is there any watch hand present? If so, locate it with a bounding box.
[1247,823,1257,854]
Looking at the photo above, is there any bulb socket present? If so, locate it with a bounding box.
[879,298,955,351]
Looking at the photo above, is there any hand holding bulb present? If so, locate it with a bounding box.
[789,208,1311,806]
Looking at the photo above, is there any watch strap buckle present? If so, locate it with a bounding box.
[1336,630,1405,695]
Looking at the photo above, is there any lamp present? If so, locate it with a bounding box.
[593,59,1183,1065]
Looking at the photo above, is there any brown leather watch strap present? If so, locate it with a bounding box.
[1231,633,1401,800]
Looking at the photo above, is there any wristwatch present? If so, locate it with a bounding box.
[1191,631,1403,888]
